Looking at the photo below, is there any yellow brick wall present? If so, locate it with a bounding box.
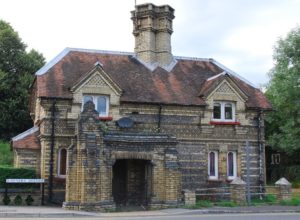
[13,149,40,175]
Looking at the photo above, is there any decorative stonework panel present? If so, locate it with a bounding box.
[216,82,235,94]
[85,74,108,87]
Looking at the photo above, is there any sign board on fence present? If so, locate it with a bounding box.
[6,179,45,183]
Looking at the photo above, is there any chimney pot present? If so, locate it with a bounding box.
[131,3,175,69]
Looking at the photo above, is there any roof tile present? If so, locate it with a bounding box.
[35,49,271,109]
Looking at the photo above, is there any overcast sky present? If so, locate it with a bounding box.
[0,0,299,87]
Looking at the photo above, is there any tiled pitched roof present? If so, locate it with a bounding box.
[12,127,40,150]
[35,48,272,109]
[199,73,272,110]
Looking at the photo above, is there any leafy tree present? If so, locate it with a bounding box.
[266,26,300,155]
[0,20,45,140]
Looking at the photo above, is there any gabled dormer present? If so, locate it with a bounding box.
[199,72,250,125]
[68,62,122,120]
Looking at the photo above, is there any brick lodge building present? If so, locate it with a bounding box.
[11,3,271,211]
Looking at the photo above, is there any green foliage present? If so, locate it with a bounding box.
[2,195,10,205]
[265,194,277,203]
[0,166,36,188]
[13,194,22,205]
[266,26,300,155]
[194,200,213,208]
[269,165,300,184]
[292,181,300,188]
[0,141,13,166]
[186,200,237,209]
[280,197,300,206]
[215,200,236,207]
[25,195,34,205]
[0,20,45,140]
[252,194,277,205]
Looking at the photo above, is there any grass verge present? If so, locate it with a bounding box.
[280,197,300,206]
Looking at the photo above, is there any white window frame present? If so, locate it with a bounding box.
[227,151,237,180]
[212,101,235,122]
[57,148,67,178]
[82,95,109,117]
[208,151,218,180]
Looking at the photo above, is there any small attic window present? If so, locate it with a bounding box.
[212,101,235,122]
[83,95,109,117]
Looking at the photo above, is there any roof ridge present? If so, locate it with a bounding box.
[207,71,227,81]
[35,48,71,76]
[68,47,135,56]
[35,47,136,76]
[211,59,258,88]
[34,47,257,89]
[174,56,211,62]
[12,126,39,141]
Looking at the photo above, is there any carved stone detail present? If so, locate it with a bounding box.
[216,82,235,94]
[85,74,107,87]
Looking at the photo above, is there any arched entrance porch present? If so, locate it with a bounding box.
[112,159,152,208]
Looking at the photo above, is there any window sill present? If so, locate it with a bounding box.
[226,177,237,183]
[98,116,113,121]
[210,121,240,125]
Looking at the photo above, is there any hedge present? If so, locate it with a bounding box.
[0,141,13,165]
[269,165,300,184]
[0,166,37,188]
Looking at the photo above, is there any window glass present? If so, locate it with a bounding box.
[212,101,235,121]
[82,95,109,116]
[225,103,233,119]
[59,148,67,176]
[208,151,218,179]
[97,96,107,116]
[83,96,93,105]
[227,152,234,176]
[213,103,221,119]
[209,152,215,176]
[227,151,237,179]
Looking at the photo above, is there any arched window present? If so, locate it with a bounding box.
[208,151,218,179]
[227,151,237,179]
[58,148,67,177]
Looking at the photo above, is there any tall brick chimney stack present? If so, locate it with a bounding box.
[131,3,175,69]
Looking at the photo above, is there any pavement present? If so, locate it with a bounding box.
[0,205,300,218]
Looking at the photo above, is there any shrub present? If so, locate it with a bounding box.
[251,194,277,205]
[216,200,236,207]
[292,181,300,188]
[280,198,300,206]
[25,195,34,206]
[265,194,277,203]
[0,141,13,166]
[195,200,213,208]
[14,195,22,205]
[0,167,37,188]
[269,165,300,184]
[2,195,10,205]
